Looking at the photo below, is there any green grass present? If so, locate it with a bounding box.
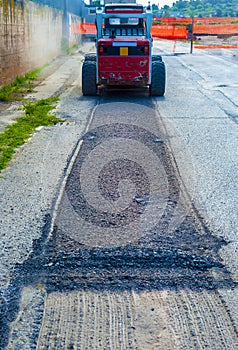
[0,97,63,172]
[0,68,42,102]
[68,43,78,55]
[61,39,78,55]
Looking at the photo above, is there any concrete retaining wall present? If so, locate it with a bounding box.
[0,0,81,87]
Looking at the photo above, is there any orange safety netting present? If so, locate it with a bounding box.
[153,17,238,24]
[193,23,238,35]
[151,25,187,39]
[71,18,238,39]
[194,44,238,49]
[71,22,188,39]
[193,17,238,24]
[71,23,96,35]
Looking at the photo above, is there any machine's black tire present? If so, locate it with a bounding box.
[84,53,96,62]
[82,61,97,96]
[150,61,166,96]
[152,54,163,62]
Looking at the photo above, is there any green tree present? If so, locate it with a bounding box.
[158,0,238,17]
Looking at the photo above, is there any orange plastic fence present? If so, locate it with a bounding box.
[194,44,238,49]
[151,25,187,39]
[71,23,96,35]
[154,17,191,24]
[193,23,238,35]
[71,18,238,39]
[193,17,238,24]
[153,17,238,24]
[152,18,238,37]
[71,22,188,39]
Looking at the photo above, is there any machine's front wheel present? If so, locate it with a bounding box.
[150,61,166,96]
[82,61,97,96]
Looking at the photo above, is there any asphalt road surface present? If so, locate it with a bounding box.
[1,40,238,349]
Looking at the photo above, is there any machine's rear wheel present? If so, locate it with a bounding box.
[150,61,166,96]
[152,54,162,62]
[84,53,96,62]
[82,61,97,96]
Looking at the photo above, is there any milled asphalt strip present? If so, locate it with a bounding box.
[35,290,238,349]
[34,101,237,349]
[47,102,99,244]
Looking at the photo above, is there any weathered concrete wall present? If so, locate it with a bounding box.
[69,13,82,46]
[0,0,66,87]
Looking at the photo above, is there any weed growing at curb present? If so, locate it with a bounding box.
[0,68,43,102]
[0,97,63,172]
[61,40,78,55]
